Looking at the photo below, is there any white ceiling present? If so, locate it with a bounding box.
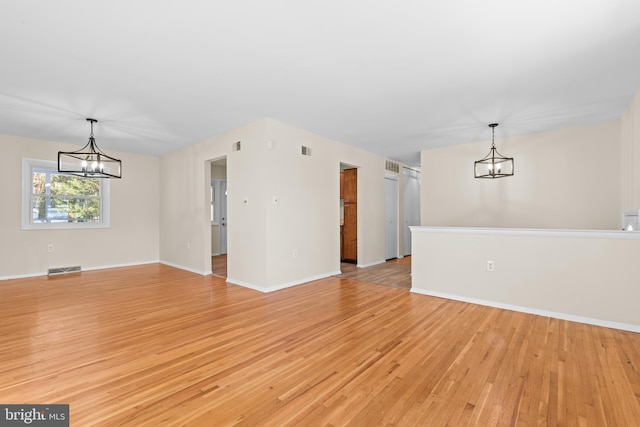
[2,0,640,166]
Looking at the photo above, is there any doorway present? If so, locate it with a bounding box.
[211,179,227,255]
[210,158,227,277]
[402,167,420,256]
[340,164,358,264]
[385,176,398,260]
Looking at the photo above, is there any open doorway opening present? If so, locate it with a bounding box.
[385,175,399,260]
[210,157,227,277]
[340,163,358,264]
[402,167,420,257]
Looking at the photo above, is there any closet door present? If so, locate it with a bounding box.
[385,176,398,260]
[403,168,420,256]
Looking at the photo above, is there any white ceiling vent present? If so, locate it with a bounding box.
[385,160,400,173]
[232,141,241,151]
[301,146,312,156]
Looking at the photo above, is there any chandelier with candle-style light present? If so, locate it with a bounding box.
[474,123,513,179]
[58,118,122,178]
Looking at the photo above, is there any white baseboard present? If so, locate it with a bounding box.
[357,260,386,268]
[83,260,160,272]
[0,271,47,281]
[0,260,160,282]
[410,288,640,333]
[227,270,342,293]
[160,261,211,276]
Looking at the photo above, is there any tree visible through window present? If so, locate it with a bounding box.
[22,159,110,229]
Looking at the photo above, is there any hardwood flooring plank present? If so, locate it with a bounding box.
[335,260,411,290]
[1,264,639,425]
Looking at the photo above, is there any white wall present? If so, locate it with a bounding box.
[421,121,621,230]
[159,118,387,291]
[0,135,160,279]
[411,227,640,332]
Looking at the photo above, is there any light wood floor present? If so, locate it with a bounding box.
[336,257,412,290]
[1,264,639,426]
[215,255,412,288]
[211,254,227,278]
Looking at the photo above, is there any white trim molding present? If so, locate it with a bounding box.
[227,271,342,293]
[410,226,640,240]
[411,288,640,333]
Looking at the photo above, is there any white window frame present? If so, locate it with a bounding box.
[21,158,110,230]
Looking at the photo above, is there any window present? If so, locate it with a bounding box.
[22,158,110,229]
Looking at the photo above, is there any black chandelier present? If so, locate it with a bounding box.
[58,118,122,179]
[474,123,514,179]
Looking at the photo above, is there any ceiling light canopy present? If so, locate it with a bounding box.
[474,123,514,179]
[58,118,122,179]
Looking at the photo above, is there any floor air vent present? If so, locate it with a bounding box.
[48,266,82,276]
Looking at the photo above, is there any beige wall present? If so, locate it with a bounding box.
[421,121,621,230]
[621,90,640,209]
[211,162,227,180]
[211,225,220,255]
[411,227,640,332]
[263,119,386,287]
[0,134,160,278]
[159,121,262,277]
[159,118,387,290]
[410,93,640,332]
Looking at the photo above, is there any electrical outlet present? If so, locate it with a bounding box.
[292,249,297,258]
[487,260,494,272]
[47,244,54,253]
[273,196,279,205]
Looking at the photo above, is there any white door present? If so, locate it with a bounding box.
[220,180,227,254]
[385,177,398,260]
[403,168,420,256]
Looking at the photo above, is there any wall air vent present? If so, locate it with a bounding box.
[385,160,400,173]
[301,146,312,156]
[232,141,241,151]
[48,266,82,276]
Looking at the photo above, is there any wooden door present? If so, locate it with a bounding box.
[342,203,357,262]
[342,169,357,203]
[341,168,357,263]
